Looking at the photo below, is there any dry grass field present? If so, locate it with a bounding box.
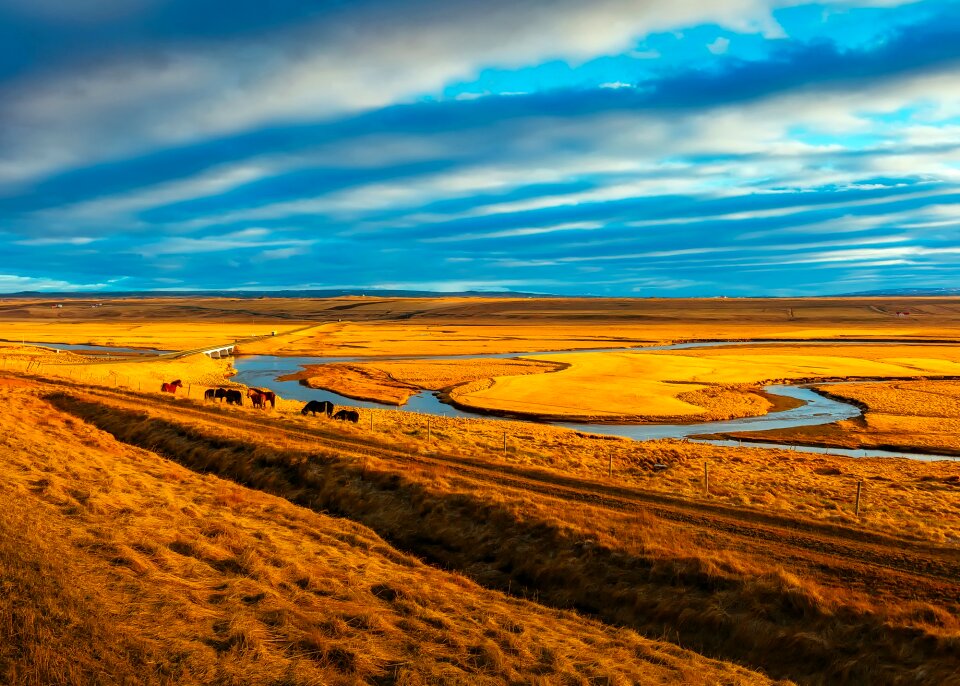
[0,320,297,351]
[12,375,958,686]
[716,380,960,457]
[1,375,779,686]
[236,297,960,356]
[450,344,960,421]
[0,343,236,393]
[5,296,960,358]
[3,296,960,685]
[299,409,960,544]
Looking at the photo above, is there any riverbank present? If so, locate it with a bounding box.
[278,358,567,406]
[446,343,960,422]
[705,380,960,458]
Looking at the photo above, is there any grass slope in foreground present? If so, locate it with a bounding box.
[0,376,774,686]
[41,380,960,686]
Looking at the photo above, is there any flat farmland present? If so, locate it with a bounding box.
[5,296,960,357]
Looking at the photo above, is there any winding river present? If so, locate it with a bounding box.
[226,342,960,462]
[18,339,960,462]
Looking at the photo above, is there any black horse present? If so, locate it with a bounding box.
[302,400,334,417]
[203,389,216,402]
[214,388,229,402]
[225,389,244,405]
[332,409,360,423]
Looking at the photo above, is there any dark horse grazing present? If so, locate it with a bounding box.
[224,389,243,405]
[301,400,334,417]
[161,379,183,393]
[332,409,360,423]
[205,387,230,402]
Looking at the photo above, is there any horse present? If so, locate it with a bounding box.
[214,388,229,402]
[203,389,216,402]
[247,388,267,409]
[301,400,334,417]
[253,388,276,408]
[225,389,243,405]
[332,409,360,423]
[161,379,183,393]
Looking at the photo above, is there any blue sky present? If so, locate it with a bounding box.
[1,0,959,295]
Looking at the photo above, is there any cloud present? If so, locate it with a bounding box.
[14,236,99,246]
[707,36,731,54]
[0,273,112,292]
[136,228,312,256]
[2,1,960,295]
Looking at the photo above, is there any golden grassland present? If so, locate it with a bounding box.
[0,343,236,393]
[33,379,960,686]
[0,376,779,686]
[227,296,960,356]
[6,296,960,359]
[286,358,564,405]
[718,380,960,457]
[9,341,959,543]
[259,402,960,544]
[0,320,299,351]
[5,297,960,685]
[450,344,960,421]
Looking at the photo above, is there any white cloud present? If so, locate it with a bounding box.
[0,0,809,185]
[707,36,731,55]
[137,228,312,256]
[0,274,111,292]
[14,236,100,246]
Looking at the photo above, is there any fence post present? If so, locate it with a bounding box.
[187,384,191,397]
[427,418,431,442]
[704,462,709,496]
[855,480,862,517]
[608,454,612,478]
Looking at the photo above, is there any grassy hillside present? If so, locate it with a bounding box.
[26,378,960,685]
[0,375,774,685]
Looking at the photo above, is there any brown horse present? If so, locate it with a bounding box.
[247,388,276,409]
[161,379,183,393]
[247,389,265,409]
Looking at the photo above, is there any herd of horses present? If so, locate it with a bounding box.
[301,400,359,423]
[161,380,359,423]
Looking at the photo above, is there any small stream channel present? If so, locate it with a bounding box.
[20,339,960,462]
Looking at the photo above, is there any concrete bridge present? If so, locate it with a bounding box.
[201,344,236,359]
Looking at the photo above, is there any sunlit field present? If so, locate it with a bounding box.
[449,344,960,421]
[3,376,779,685]
[3,296,960,686]
[719,379,960,457]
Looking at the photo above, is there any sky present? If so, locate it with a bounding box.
[1,0,959,296]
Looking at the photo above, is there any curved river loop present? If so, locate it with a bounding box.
[17,338,960,462]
